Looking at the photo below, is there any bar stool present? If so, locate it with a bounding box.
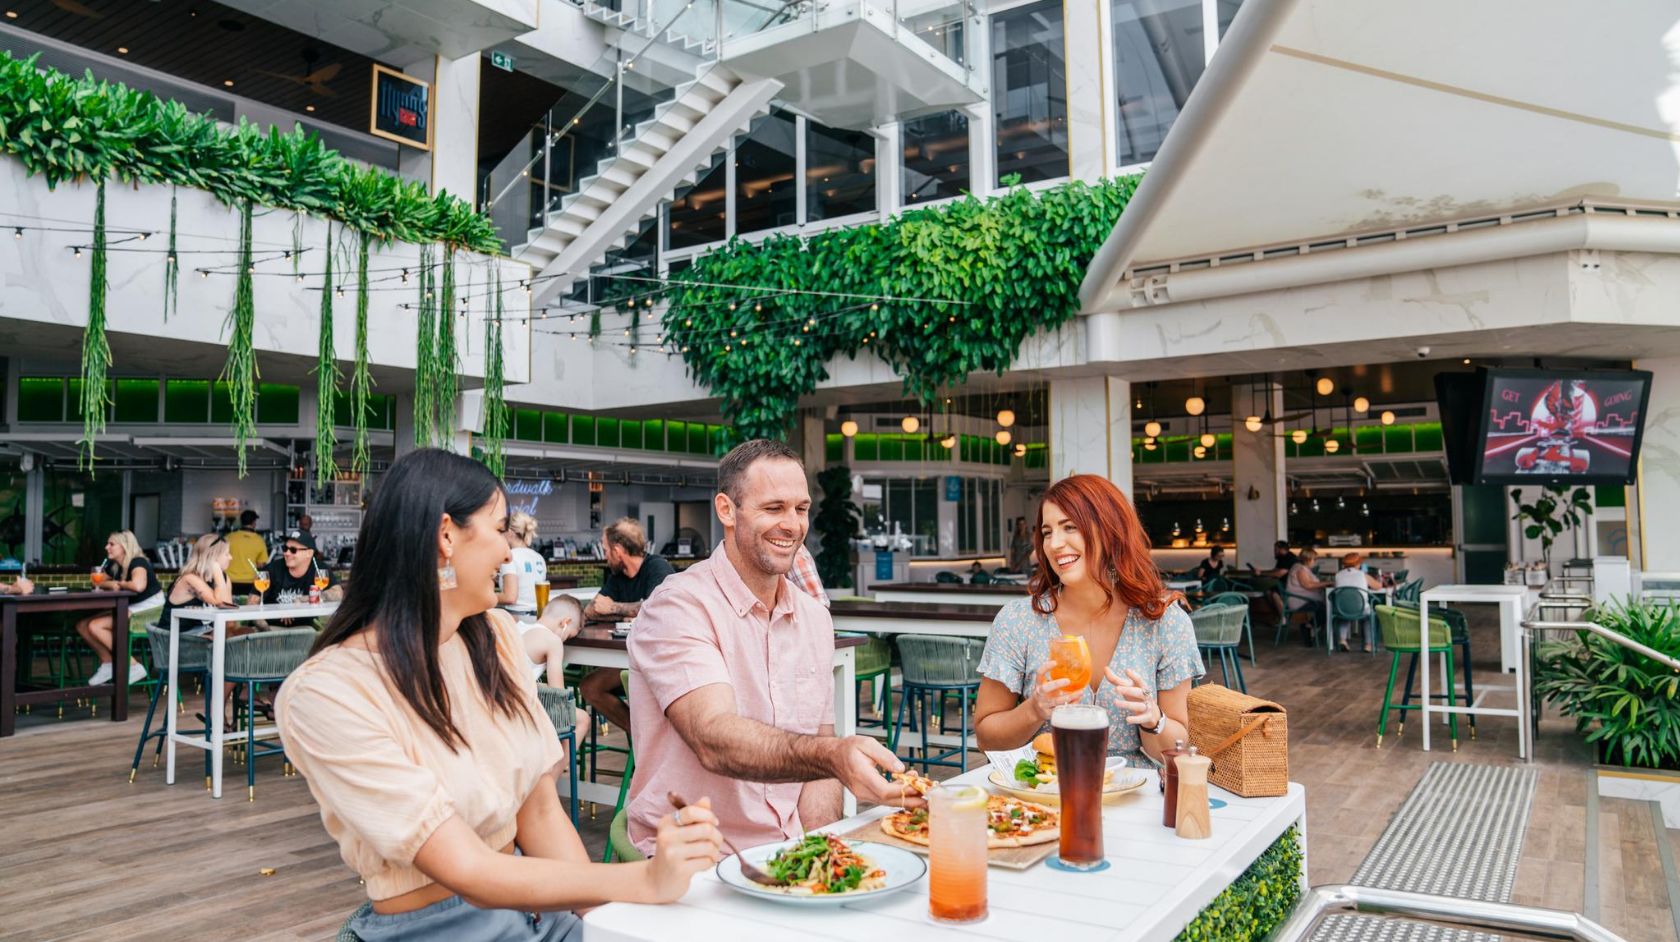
[129,625,212,782]
[603,670,638,863]
[224,628,317,800]
[1395,600,1477,738]
[838,631,892,730]
[1189,603,1247,693]
[1374,604,1459,750]
[536,685,581,827]
[891,634,985,773]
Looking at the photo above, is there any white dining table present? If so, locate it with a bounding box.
[164,601,339,799]
[582,766,1308,942]
[871,586,1021,607]
[1416,584,1531,757]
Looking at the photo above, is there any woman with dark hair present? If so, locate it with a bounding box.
[276,449,722,941]
[974,474,1204,765]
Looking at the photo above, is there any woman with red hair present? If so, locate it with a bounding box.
[974,474,1203,764]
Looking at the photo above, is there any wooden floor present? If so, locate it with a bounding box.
[2,610,1676,941]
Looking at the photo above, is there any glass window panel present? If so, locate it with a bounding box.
[912,478,938,549]
[1382,425,1411,453]
[986,479,1001,552]
[255,383,296,425]
[854,433,879,461]
[903,434,925,462]
[376,394,397,430]
[667,152,728,249]
[880,435,903,462]
[596,417,620,450]
[886,479,913,541]
[1111,0,1205,167]
[993,0,1069,184]
[1413,423,1443,452]
[826,433,843,463]
[515,408,544,442]
[687,423,709,454]
[1217,0,1242,39]
[210,381,234,424]
[735,110,798,234]
[572,415,597,446]
[542,412,569,444]
[959,478,974,552]
[620,419,643,450]
[807,121,876,220]
[17,377,65,422]
[1354,425,1383,453]
[903,111,971,204]
[644,418,666,451]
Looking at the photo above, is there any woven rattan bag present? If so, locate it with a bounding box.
[1186,684,1288,798]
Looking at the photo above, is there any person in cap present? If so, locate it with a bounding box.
[1331,552,1385,651]
[257,528,344,607]
[225,508,270,596]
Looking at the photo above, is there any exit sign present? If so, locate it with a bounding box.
[490,51,515,72]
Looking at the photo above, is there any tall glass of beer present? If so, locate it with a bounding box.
[534,580,551,616]
[1050,703,1109,869]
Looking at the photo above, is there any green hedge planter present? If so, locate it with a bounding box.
[1175,826,1303,942]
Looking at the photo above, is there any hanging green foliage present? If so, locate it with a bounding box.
[0,51,499,252]
[481,268,508,478]
[161,187,178,321]
[414,244,437,449]
[313,221,339,486]
[221,200,259,476]
[78,180,111,470]
[589,308,602,340]
[662,177,1140,439]
[352,230,373,473]
[435,247,458,447]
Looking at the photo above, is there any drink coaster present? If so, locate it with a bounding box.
[1046,855,1110,873]
[1209,798,1227,810]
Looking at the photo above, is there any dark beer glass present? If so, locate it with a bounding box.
[1051,704,1109,869]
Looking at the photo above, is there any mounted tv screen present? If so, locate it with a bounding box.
[1478,368,1652,485]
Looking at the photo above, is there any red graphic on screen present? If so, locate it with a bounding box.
[1482,376,1642,479]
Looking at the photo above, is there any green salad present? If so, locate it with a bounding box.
[765,834,876,894]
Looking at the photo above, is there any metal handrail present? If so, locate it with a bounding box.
[1269,884,1627,941]
[1522,616,1680,673]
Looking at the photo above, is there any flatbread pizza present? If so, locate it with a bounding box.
[881,795,1060,849]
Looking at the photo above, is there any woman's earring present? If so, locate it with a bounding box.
[438,559,458,590]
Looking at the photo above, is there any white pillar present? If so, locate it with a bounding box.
[1231,381,1285,570]
[1062,0,1113,181]
[961,102,996,196]
[871,122,903,222]
[1635,356,1680,570]
[1049,375,1132,493]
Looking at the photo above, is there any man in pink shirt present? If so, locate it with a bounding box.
[627,439,920,855]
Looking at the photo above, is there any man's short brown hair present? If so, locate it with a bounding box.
[603,517,647,557]
[717,438,802,502]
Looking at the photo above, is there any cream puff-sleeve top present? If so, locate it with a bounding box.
[276,609,561,900]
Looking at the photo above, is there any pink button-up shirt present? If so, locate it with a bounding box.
[626,546,835,855]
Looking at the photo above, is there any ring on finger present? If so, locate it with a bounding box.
[674,808,685,826]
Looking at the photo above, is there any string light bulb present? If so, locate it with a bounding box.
[995,430,1011,445]
[1291,429,1308,445]
[1144,439,1157,451]
[1245,415,1262,432]
[1144,420,1162,438]
[1185,396,1205,416]
[1353,396,1370,413]
[73,247,82,258]
[12,227,20,239]
[1324,438,1341,454]
[942,435,956,449]
[1014,443,1026,458]
[1199,432,1215,448]
[1315,376,1334,396]
[1193,445,1207,459]
[997,409,1015,428]
[901,415,920,434]
[841,420,859,438]
[1380,410,1396,426]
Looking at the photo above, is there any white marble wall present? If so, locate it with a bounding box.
[1062,0,1114,181]
[431,54,483,203]
[1230,382,1285,569]
[1049,375,1133,492]
[1635,355,1680,570]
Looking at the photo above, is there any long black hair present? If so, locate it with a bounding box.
[312,448,531,750]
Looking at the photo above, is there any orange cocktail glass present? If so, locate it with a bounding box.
[1046,634,1093,697]
[89,569,106,587]
[312,575,330,592]
[252,575,271,596]
[928,784,988,923]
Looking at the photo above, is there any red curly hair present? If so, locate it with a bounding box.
[1027,474,1175,621]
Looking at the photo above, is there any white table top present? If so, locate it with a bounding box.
[583,768,1306,942]
[170,601,340,622]
[1420,584,1530,599]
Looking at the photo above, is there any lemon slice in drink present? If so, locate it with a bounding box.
[942,784,988,810]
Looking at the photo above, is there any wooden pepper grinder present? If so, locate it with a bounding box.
[1174,745,1213,840]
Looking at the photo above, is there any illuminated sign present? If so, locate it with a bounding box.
[369,64,430,150]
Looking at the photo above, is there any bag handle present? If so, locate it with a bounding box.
[1204,715,1271,758]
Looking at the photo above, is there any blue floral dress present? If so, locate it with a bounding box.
[976,593,1204,762]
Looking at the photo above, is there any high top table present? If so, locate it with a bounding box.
[870,582,1026,607]
[583,765,1308,942]
[1416,584,1531,757]
[0,590,133,736]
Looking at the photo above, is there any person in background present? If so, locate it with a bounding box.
[973,475,1203,766]
[297,513,315,535]
[158,533,237,727]
[1285,547,1333,646]
[626,439,920,856]
[788,543,828,607]
[1332,552,1386,652]
[225,509,269,596]
[578,519,674,734]
[257,529,344,605]
[497,512,547,617]
[76,530,164,686]
[1194,545,1226,585]
[0,574,33,595]
[1008,517,1034,574]
[277,449,722,941]
[1252,540,1299,578]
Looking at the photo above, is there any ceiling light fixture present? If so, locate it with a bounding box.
[1291,429,1308,445]
[223,79,234,87]
[1192,445,1207,459]
[4,11,17,18]
[1185,396,1205,416]
[1315,376,1334,396]
[1144,420,1162,438]
[1324,438,1341,454]
[305,105,316,112]
[116,46,129,55]
[997,409,1015,428]
[1380,410,1396,426]
[995,430,1012,446]
[1353,396,1369,413]
[1199,432,1215,448]
[901,415,920,434]
[1245,415,1262,432]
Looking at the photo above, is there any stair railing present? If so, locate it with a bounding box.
[1270,884,1628,941]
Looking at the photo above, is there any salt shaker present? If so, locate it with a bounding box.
[1173,745,1213,840]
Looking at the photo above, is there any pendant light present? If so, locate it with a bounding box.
[1199,432,1216,448]
[841,419,858,437]
[941,434,956,449]
[1311,498,1321,513]
[901,415,920,434]
[996,408,1015,428]
[1324,438,1341,454]
[1380,410,1396,426]
[1336,495,1346,510]
[1192,445,1207,459]
[1185,395,1205,417]
[1315,376,1334,396]
[1144,420,1163,439]
[1291,429,1308,445]
[1014,443,1027,458]
[1289,500,1299,515]
[1353,396,1370,414]
[995,429,1012,446]
[1245,415,1263,432]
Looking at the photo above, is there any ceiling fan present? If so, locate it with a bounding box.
[51,0,103,18]
[259,48,342,97]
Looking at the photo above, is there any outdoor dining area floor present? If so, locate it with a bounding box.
[2,609,1676,942]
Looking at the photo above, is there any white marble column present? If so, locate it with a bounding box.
[1063,0,1114,181]
[871,122,903,222]
[1049,375,1132,493]
[1635,356,1680,570]
[431,54,483,202]
[1231,381,1285,570]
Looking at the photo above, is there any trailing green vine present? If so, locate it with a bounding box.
[313,221,339,486]
[436,247,458,446]
[78,180,110,470]
[0,51,498,251]
[352,231,373,473]
[414,244,437,448]
[221,200,258,476]
[162,187,178,321]
[663,177,1139,439]
[481,269,509,477]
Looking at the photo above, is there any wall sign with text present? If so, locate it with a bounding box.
[369,64,431,150]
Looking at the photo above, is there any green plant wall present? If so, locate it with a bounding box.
[663,176,1139,440]
[1174,826,1303,941]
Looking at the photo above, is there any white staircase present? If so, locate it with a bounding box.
[576,0,713,57]
[517,64,783,304]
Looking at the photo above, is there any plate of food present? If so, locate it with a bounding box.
[879,793,1060,849]
[716,833,925,906]
[986,733,1148,803]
